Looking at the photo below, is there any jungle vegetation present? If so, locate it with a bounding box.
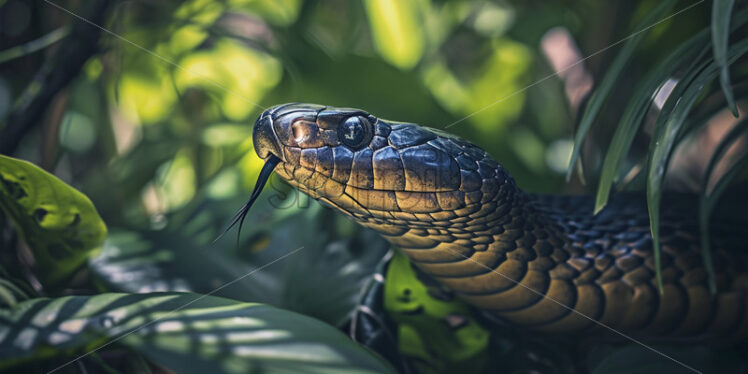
[0,0,746,373]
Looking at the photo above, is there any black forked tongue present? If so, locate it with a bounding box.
[213,154,281,247]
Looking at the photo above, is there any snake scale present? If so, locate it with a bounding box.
[250,103,748,338]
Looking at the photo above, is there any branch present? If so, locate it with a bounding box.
[0,0,112,155]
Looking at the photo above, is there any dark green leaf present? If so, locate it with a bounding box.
[0,277,30,308]
[712,0,738,116]
[594,28,711,213]
[0,155,107,284]
[595,6,748,212]
[0,293,396,373]
[646,37,748,291]
[0,27,69,64]
[90,195,388,327]
[699,118,748,293]
[566,0,676,182]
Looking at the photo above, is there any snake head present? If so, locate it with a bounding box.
[253,103,513,242]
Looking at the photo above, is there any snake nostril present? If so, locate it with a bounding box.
[253,115,282,159]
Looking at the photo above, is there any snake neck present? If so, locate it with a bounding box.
[359,175,570,268]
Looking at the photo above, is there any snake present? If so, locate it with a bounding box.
[238,102,748,338]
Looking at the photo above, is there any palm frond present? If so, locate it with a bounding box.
[573,2,748,292]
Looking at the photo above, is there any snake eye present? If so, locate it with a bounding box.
[339,116,372,149]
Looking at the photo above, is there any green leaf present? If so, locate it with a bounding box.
[699,117,748,293]
[0,27,69,64]
[595,6,748,212]
[566,0,676,182]
[712,0,738,117]
[384,252,490,373]
[90,194,388,327]
[363,0,425,69]
[0,155,107,284]
[0,293,395,373]
[594,28,711,213]
[0,270,31,309]
[646,37,748,291]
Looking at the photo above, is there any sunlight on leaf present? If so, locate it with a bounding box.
[0,155,107,284]
[422,40,530,133]
[472,2,514,38]
[385,252,489,373]
[91,193,389,327]
[465,39,531,133]
[176,40,282,121]
[168,25,209,56]
[155,150,197,212]
[231,0,303,26]
[201,124,253,147]
[117,65,178,125]
[364,0,426,70]
[0,293,395,373]
[175,0,225,26]
[421,60,470,113]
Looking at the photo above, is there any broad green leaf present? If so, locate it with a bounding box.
[699,118,748,293]
[364,0,425,70]
[712,0,738,116]
[90,193,388,327]
[0,155,107,284]
[566,0,675,182]
[0,292,396,373]
[646,37,748,291]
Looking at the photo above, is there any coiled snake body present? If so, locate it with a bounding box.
[251,103,748,338]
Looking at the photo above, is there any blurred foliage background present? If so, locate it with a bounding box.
[1,0,747,373]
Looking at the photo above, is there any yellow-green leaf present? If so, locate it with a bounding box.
[364,0,425,70]
[0,155,107,284]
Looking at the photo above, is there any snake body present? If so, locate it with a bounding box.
[252,103,748,337]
